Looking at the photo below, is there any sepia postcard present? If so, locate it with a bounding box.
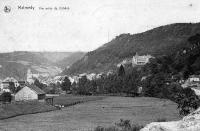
[0,0,200,131]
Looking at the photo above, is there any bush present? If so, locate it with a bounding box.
[93,119,143,131]
[115,119,131,130]
[0,92,12,103]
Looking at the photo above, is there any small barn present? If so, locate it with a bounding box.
[15,84,46,101]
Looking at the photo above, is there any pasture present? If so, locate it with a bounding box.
[0,97,181,131]
[0,100,57,120]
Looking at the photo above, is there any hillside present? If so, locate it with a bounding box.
[0,51,51,80]
[64,23,200,75]
[33,52,73,63]
[56,52,85,69]
[0,51,84,80]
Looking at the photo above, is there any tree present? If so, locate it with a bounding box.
[34,79,46,90]
[0,92,12,103]
[175,88,200,116]
[75,76,92,95]
[48,83,60,94]
[118,65,125,76]
[8,82,15,93]
[61,77,71,92]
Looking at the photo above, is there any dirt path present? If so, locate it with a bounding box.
[0,97,180,131]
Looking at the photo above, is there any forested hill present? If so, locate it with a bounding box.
[63,23,200,75]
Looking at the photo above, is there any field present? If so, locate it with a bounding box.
[0,100,57,120]
[0,97,181,131]
[53,95,105,106]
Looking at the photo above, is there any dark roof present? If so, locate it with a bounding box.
[25,83,45,95]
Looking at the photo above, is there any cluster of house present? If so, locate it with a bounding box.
[0,77,25,92]
[38,71,114,86]
[69,72,112,82]
[0,77,46,102]
[0,53,154,102]
[0,71,113,102]
[25,53,153,87]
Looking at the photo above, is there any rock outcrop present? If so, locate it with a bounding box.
[141,108,200,131]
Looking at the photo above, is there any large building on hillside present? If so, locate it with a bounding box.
[132,53,153,66]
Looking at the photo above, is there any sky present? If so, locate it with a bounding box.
[0,0,200,52]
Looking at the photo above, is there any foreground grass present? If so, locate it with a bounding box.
[0,97,180,131]
[0,101,57,120]
[0,95,105,120]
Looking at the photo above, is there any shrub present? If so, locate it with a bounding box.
[93,119,143,131]
[115,119,131,130]
[0,92,12,103]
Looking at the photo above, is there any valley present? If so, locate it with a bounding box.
[0,51,85,80]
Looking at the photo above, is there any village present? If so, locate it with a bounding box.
[0,53,150,102]
[0,53,199,105]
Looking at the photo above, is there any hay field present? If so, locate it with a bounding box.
[0,97,180,131]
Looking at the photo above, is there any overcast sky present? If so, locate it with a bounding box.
[0,0,200,52]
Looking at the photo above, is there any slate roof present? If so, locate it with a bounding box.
[25,83,45,95]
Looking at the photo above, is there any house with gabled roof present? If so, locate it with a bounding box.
[15,83,45,101]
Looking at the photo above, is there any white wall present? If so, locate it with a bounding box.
[189,78,200,82]
[15,86,38,101]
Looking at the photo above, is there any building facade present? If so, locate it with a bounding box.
[132,53,153,66]
[15,84,45,101]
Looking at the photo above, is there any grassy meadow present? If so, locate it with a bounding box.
[53,95,106,106]
[0,100,57,120]
[0,96,180,131]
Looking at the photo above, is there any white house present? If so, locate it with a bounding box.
[188,75,200,83]
[191,88,200,96]
[86,73,96,80]
[132,53,153,66]
[182,75,200,88]
[0,77,19,92]
[15,84,45,101]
